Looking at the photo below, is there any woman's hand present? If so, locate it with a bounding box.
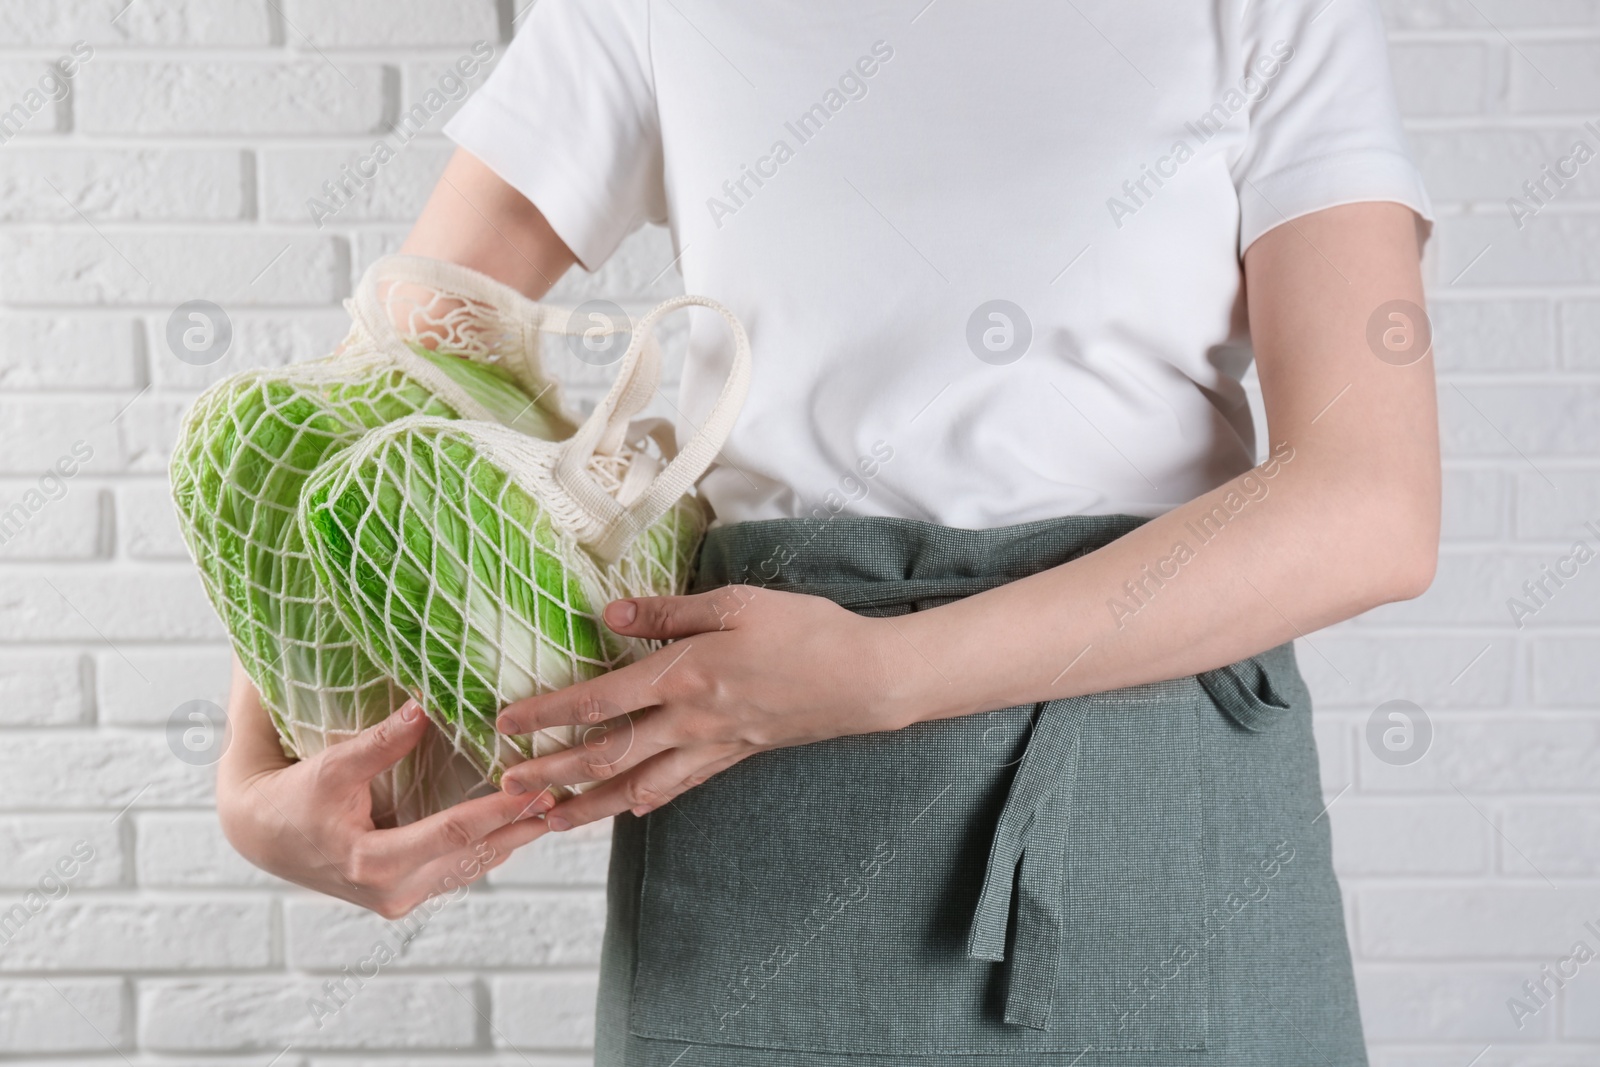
[493,586,905,830]
[217,661,549,919]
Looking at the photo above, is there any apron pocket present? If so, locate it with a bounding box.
[625,679,1210,1055]
[1197,640,1308,732]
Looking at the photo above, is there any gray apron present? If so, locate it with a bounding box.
[595,515,1368,1066]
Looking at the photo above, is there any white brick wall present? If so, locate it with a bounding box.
[0,2,1594,1064]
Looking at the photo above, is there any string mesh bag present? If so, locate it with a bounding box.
[299,294,752,792]
[168,255,640,825]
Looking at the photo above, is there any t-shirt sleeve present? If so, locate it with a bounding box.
[1231,0,1434,254]
[444,0,667,272]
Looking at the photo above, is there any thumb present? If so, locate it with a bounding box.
[323,699,429,787]
[603,585,756,640]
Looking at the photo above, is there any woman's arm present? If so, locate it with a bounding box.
[214,149,578,912]
[869,198,1440,715]
[401,148,577,296]
[494,200,1438,825]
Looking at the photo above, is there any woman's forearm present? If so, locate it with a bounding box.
[881,442,1434,723]
[881,201,1440,724]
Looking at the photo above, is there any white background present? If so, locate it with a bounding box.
[0,1,1597,1064]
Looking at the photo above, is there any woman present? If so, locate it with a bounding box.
[217,0,1438,1062]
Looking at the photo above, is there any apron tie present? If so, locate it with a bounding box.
[965,695,1093,1030]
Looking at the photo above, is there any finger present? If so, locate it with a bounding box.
[403,811,546,896]
[320,700,430,788]
[479,807,551,859]
[499,710,670,799]
[542,747,744,831]
[374,786,550,864]
[495,655,665,736]
[603,584,758,641]
[373,822,533,919]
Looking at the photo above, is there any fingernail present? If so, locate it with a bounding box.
[399,700,421,722]
[496,713,516,734]
[529,791,557,815]
[503,778,525,796]
[631,805,652,817]
[546,815,572,832]
[605,600,637,627]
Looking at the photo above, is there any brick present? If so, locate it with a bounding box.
[1330,801,1489,875]
[1357,550,1600,627]
[0,979,125,1053]
[0,316,140,388]
[0,730,214,809]
[285,1,499,48]
[96,646,231,724]
[0,568,221,642]
[135,811,286,888]
[0,651,86,725]
[1356,966,1550,1041]
[1358,887,1600,958]
[1500,803,1600,876]
[1443,381,1600,456]
[0,1059,309,1067]
[1567,965,1600,1036]
[1356,716,1600,793]
[0,817,121,889]
[1560,298,1600,369]
[1429,298,1552,372]
[121,395,206,474]
[1413,129,1600,209]
[1380,0,1600,29]
[77,61,386,135]
[1531,635,1600,707]
[487,818,611,886]
[1515,468,1600,539]
[1289,634,1512,709]
[150,310,351,388]
[1437,213,1600,287]
[1369,1050,1600,1067]
[0,403,121,475]
[0,1,274,46]
[490,972,598,1050]
[285,892,605,969]
[0,481,106,560]
[0,148,246,222]
[0,232,348,306]
[303,1059,586,1067]
[0,898,269,971]
[1441,467,1506,540]
[1387,42,1490,117]
[261,143,454,225]
[0,61,70,138]
[116,481,188,561]
[138,976,478,1050]
[1510,43,1600,114]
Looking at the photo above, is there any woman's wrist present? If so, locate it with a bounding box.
[862,611,971,731]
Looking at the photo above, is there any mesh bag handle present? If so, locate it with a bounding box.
[348,254,649,426]
[554,294,752,563]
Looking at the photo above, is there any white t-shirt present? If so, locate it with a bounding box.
[445,0,1433,529]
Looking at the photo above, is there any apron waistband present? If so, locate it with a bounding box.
[689,514,1305,1031]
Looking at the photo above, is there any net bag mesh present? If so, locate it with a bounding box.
[300,418,706,786]
[167,255,645,824]
[298,294,753,791]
